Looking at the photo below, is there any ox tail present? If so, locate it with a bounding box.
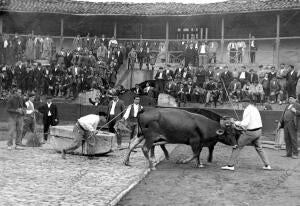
[137,111,145,139]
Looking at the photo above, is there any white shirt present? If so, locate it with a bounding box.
[25,100,35,114]
[158,72,163,79]
[123,104,143,120]
[240,72,245,79]
[47,103,52,116]
[78,114,100,132]
[110,100,118,115]
[235,104,262,130]
[200,45,206,54]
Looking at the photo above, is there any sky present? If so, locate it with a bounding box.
[76,0,227,4]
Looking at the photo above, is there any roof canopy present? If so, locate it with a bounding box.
[1,0,300,16]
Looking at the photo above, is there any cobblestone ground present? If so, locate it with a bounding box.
[0,140,174,206]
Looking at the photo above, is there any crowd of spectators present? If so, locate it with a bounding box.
[147,63,299,107]
[0,33,132,100]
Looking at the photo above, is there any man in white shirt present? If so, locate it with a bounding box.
[123,96,143,145]
[221,98,271,171]
[61,113,107,159]
[21,93,36,145]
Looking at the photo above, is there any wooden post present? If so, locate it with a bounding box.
[200,28,203,40]
[114,21,117,38]
[60,18,64,50]
[248,33,251,64]
[140,23,143,44]
[220,17,225,63]
[165,20,169,63]
[0,16,3,34]
[205,27,208,41]
[276,14,280,68]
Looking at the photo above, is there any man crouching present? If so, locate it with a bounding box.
[61,112,107,159]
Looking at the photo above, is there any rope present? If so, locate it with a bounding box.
[220,77,240,121]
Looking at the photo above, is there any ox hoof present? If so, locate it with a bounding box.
[176,159,187,164]
[123,160,130,166]
[198,164,204,168]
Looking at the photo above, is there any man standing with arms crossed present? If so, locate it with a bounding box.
[278,96,299,159]
[221,98,272,171]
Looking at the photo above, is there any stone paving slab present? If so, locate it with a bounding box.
[0,141,176,206]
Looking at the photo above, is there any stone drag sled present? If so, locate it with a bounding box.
[50,125,115,156]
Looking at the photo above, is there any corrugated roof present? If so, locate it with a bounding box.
[0,0,300,16]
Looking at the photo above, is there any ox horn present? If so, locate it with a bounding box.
[216,129,224,135]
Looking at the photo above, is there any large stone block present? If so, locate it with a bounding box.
[50,125,115,155]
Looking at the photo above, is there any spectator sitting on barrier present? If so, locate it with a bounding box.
[251,81,264,104]
[269,76,281,103]
[176,82,187,105]
[242,81,251,100]
[164,76,177,97]
[131,84,142,95]
[204,77,217,106]
[143,82,155,98]
[228,78,241,102]
[61,112,107,159]
[191,85,205,103]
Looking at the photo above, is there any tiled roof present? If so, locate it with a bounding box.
[1,0,300,16]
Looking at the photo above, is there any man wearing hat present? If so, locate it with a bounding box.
[106,94,126,149]
[155,67,167,94]
[278,96,300,159]
[222,98,272,171]
[38,96,58,142]
[21,93,37,145]
[6,88,26,149]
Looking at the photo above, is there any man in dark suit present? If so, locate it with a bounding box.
[131,84,142,95]
[249,69,258,84]
[38,96,58,142]
[163,64,174,80]
[106,95,126,149]
[238,66,250,87]
[155,67,167,94]
[278,96,299,159]
[115,47,124,68]
[286,65,298,98]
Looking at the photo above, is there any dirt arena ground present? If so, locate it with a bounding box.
[117,144,300,206]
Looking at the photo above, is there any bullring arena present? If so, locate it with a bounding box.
[1,0,300,205]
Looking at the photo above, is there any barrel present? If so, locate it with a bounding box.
[49,125,115,155]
